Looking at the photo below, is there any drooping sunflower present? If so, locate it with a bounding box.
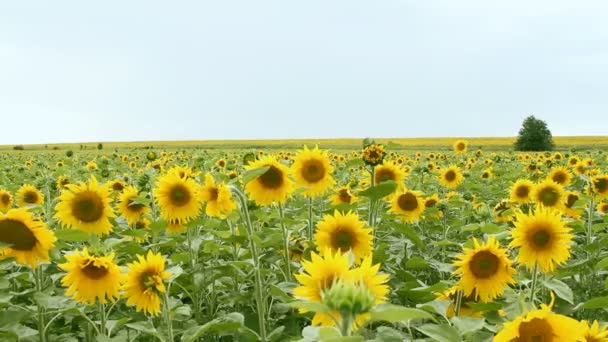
[291,145,335,197]
[0,208,57,268]
[531,179,565,210]
[199,173,236,219]
[581,320,608,342]
[16,184,44,207]
[453,237,516,303]
[116,186,151,226]
[59,248,125,304]
[330,186,358,206]
[389,190,425,223]
[453,140,468,153]
[124,251,171,316]
[494,296,584,342]
[547,167,572,186]
[153,170,201,224]
[0,190,13,213]
[244,156,294,206]
[510,179,534,204]
[293,249,352,326]
[374,161,406,186]
[315,211,373,262]
[439,166,464,188]
[55,177,115,235]
[590,175,608,199]
[511,207,573,273]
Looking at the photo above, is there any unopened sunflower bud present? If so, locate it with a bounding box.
[322,280,375,316]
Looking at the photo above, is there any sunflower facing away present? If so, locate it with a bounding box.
[315,211,373,262]
[124,250,171,316]
[115,186,149,226]
[291,145,335,197]
[511,207,573,273]
[199,173,236,218]
[494,295,584,342]
[547,167,572,186]
[153,169,202,224]
[330,186,358,206]
[439,166,464,188]
[453,237,516,303]
[0,208,57,268]
[389,190,425,224]
[55,177,115,235]
[0,190,13,213]
[16,184,44,207]
[510,179,534,204]
[244,156,294,206]
[531,179,565,210]
[59,248,125,304]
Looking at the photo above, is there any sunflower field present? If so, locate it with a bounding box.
[1,140,608,342]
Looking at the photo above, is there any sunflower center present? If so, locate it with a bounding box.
[517,318,554,342]
[566,194,579,208]
[301,160,325,183]
[457,143,465,151]
[445,170,456,182]
[469,251,499,279]
[169,184,192,206]
[135,221,147,229]
[538,187,558,206]
[81,261,109,280]
[258,166,284,189]
[0,219,38,250]
[331,229,355,252]
[375,169,395,184]
[398,193,418,211]
[208,187,219,201]
[594,178,608,193]
[338,189,351,203]
[425,198,437,207]
[127,198,145,212]
[516,185,530,198]
[482,172,490,178]
[23,191,38,204]
[531,229,551,249]
[72,192,104,223]
[552,172,567,184]
[0,194,10,205]
[112,182,124,191]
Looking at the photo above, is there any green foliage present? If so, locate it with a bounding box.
[514,115,555,151]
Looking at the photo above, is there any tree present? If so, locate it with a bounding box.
[514,115,555,151]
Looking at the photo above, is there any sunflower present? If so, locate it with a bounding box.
[439,166,464,188]
[582,320,608,342]
[597,202,608,214]
[169,165,199,180]
[0,190,13,213]
[215,158,227,168]
[293,249,352,326]
[199,173,236,218]
[361,144,385,166]
[16,184,44,207]
[531,179,565,210]
[345,256,390,327]
[154,170,201,224]
[124,251,171,316]
[374,161,406,186]
[453,237,516,303]
[129,218,151,243]
[568,156,580,166]
[511,207,572,273]
[494,201,515,223]
[59,248,125,304]
[291,146,335,197]
[494,295,584,342]
[55,177,115,235]
[481,168,493,179]
[510,179,534,204]
[453,140,468,153]
[166,219,186,234]
[244,156,294,206]
[86,161,98,170]
[56,176,70,190]
[547,167,572,186]
[0,208,56,268]
[590,175,608,199]
[330,186,358,205]
[108,179,126,192]
[574,161,588,175]
[315,211,373,262]
[424,194,440,208]
[563,191,583,219]
[116,186,151,226]
[389,190,425,223]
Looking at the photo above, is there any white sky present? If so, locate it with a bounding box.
[1,0,607,144]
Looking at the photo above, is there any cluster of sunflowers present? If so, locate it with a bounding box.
[0,140,607,341]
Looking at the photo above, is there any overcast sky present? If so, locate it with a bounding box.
[1,1,607,145]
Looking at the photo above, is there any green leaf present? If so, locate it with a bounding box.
[166,265,184,282]
[358,181,397,201]
[55,229,90,242]
[395,224,423,249]
[125,321,165,341]
[370,304,434,323]
[242,166,270,184]
[480,223,505,234]
[149,219,167,234]
[543,279,574,304]
[180,313,244,342]
[288,301,330,314]
[577,296,608,310]
[416,324,461,342]
[595,257,608,270]
[451,316,485,335]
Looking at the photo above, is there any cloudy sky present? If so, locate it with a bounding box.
[1,0,607,144]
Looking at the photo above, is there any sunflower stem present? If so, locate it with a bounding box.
[307,196,314,242]
[34,266,47,342]
[278,202,292,282]
[454,289,464,317]
[530,262,539,305]
[587,196,595,250]
[162,291,174,341]
[367,167,376,227]
[340,313,353,337]
[98,302,107,336]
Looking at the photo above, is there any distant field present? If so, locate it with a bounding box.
[2,136,608,151]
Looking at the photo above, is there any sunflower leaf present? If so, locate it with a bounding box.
[288,301,330,314]
[370,304,434,323]
[358,181,397,201]
[242,166,270,185]
[416,323,461,342]
[54,229,91,242]
[576,296,608,310]
[542,279,573,304]
[180,312,244,342]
